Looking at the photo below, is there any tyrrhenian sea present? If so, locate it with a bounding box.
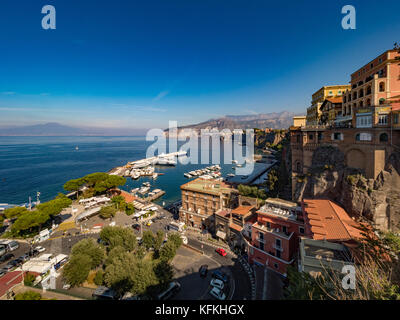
[0,136,239,206]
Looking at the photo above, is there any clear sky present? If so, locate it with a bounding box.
[0,0,399,129]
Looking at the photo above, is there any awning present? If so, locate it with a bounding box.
[216,230,226,240]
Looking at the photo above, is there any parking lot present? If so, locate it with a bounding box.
[171,246,232,300]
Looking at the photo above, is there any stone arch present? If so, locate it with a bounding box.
[345,148,366,172]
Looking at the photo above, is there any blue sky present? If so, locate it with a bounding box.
[0,0,399,129]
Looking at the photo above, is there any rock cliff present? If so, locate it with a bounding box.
[293,145,400,231]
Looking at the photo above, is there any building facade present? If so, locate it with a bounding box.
[247,198,305,276]
[179,178,238,232]
[291,49,400,199]
[306,85,351,126]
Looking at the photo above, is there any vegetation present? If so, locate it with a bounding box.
[24,273,37,286]
[238,184,267,199]
[111,195,135,216]
[99,205,117,219]
[14,291,42,300]
[3,206,29,220]
[100,226,138,252]
[64,225,181,298]
[62,238,105,287]
[62,253,92,287]
[8,193,72,238]
[284,225,400,300]
[63,172,126,196]
[70,238,105,269]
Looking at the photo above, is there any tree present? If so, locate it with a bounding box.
[94,270,104,286]
[4,206,28,219]
[100,226,137,252]
[99,205,117,219]
[14,291,42,300]
[129,259,158,296]
[159,241,177,262]
[62,254,92,287]
[154,260,174,290]
[104,251,137,295]
[36,193,72,217]
[105,245,127,266]
[24,273,37,286]
[154,230,165,253]
[125,203,135,216]
[11,210,50,236]
[142,230,155,250]
[167,233,183,250]
[70,238,105,269]
[63,173,126,196]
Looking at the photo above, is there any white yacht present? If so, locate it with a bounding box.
[184,173,192,178]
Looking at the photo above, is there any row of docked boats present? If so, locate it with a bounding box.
[183,165,222,179]
[124,166,161,180]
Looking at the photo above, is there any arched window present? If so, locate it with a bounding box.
[359,89,364,98]
[379,98,385,105]
[353,92,357,100]
[379,133,388,142]
[379,82,385,92]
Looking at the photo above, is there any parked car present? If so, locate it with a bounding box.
[132,224,141,231]
[0,253,14,263]
[18,254,30,262]
[12,258,23,266]
[0,270,5,278]
[215,248,227,257]
[28,249,39,257]
[209,286,226,300]
[210,278,225,290]
[2,263,16,272]
[212,270,228,283]
[34,246,46,253]
[199,264,208,278]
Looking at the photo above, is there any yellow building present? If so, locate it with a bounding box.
[306,85,350,126]
[292,115,306,127]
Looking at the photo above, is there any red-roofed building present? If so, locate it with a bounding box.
[302,199,362,243]
[0,271,24,300]
[214,205,256,251]
[299,199,363,275]
[247,198,305,275]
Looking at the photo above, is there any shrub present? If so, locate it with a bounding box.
[94,270,104,286]
[24,273,37,286]
[15,291,42,300]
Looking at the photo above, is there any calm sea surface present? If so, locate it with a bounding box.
[0,136,239,206]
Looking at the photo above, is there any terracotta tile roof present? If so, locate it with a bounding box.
[231,205,254,216]
[326,97,343,104]
[119,190,136,203]
[0,271,24,298]
[303,199,362,242]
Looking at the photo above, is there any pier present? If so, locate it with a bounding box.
[108,151,186,176]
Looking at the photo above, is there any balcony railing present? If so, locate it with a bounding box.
[273,244,284,252]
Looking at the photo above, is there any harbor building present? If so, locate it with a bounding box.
[179,178,238,232]
[306,85,351,126]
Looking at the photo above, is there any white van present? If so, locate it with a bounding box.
[0,240,19,252]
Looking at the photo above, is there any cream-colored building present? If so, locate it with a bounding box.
[306,85,351,126]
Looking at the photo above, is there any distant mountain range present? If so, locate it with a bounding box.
[0,111,299,136]
[164,111,298,134]
[0,122,148,136]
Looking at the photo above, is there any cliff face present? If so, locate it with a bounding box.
[293,146,400,231]
[254,130,287,148]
